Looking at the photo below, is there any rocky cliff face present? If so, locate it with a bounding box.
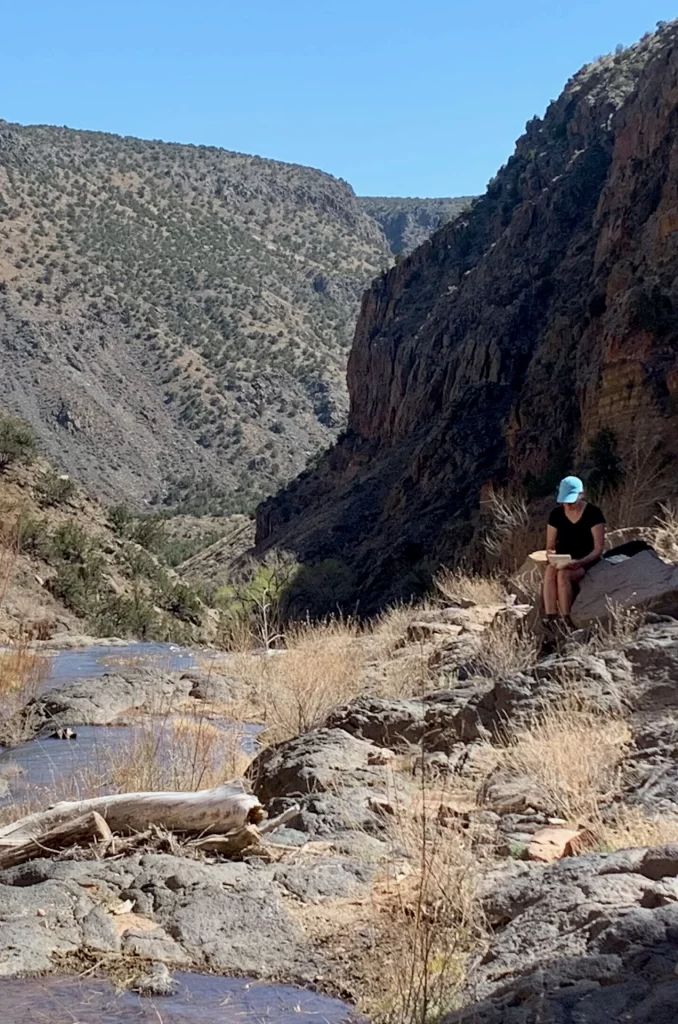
[358,196,473,254]
[257,23,678,611]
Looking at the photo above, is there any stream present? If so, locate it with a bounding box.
[0,972,358,1022]
[43,641,197,689]
[0,642,243,803]
[0,643,361,1021]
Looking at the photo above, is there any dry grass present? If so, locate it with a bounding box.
[226,617,368,744]
[473,614,539,677]
[596,806,678,851]
[363,780,486,1023]
[433,568,508,608]
[480,485,538,570]
[103,711,253,793]
[652,503,678,563]
[602,435,670,530]
[375,644,436,699]
[570,601,644,654]
[0,531,52,741]
[372,602,423,651]
[498,703,631,822]
[217,611,260,654]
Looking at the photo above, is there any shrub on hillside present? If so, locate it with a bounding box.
[108,505,133,537]
[16,515,51,559]
[93,592,159,640]
[0,415,37,472]
[35,470,77,507]
[131,516,166,551]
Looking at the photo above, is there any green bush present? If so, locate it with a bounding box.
[131,516,166,551]
[108,505,133,536]
[158,581,203,624]
[50,522,90,562]
[93,592,159,640]
[35,470,77,507]
[17,515,51,559]
[0,415,37,471]
[47,550,105,616]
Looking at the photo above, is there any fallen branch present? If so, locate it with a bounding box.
[0,811,112,871]
[188,824,262,856]
[0,781,264,849]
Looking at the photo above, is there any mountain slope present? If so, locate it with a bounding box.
[256,23,678,611]
[358,196,473,254]
[0,122,394,509]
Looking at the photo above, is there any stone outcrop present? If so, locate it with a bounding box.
[445,846,678,1023]
[571,549,678,627]
[257,23,678,613]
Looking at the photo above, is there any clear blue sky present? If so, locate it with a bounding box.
[2,1,674,197]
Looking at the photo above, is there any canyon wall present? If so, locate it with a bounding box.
[257,24,678,611]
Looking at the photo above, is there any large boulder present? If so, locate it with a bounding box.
[0,853,321,980]
[325,696,427,748]
[571,549,678,627]
[445,845,678,1023]
[19,669,195,734]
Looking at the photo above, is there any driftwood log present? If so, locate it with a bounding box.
[0,811,112,870]
[0,781,264,849]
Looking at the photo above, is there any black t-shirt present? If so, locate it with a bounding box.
[547,503,606,559]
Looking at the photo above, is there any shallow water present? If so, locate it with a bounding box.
[0,972,358,1022]
[45,642,197,689]
[0,717,261,805]
[0,724,134,802]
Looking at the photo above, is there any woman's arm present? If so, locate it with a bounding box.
[572,523,605,568]
[546,524,557,553]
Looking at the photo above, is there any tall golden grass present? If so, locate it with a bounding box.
[653,503,678,563]
[228,617,366,743]
[103,710,253,792]
[474,613,539,677]
[433,568,507,607]
[0,531,52,742]
[498,703,631,822]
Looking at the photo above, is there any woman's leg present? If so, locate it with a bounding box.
[556,567,586,616]
[543,565,558,615]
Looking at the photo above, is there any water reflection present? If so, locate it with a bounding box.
[0,972,359,1022]
[45,642,197,689]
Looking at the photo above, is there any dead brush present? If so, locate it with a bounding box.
[0,644,51,745]
[473,613,539,677]
[601,433,671,530]
[652,503,678,563]
[594,805,678,851]
[363,775,486,1023]
[497,701,631,822]
[103,707,253,793]
[228,616,367,744]
[371,602,421,653]
[569,601,644,654]
[480,485,537,570]
[433,567,508,608]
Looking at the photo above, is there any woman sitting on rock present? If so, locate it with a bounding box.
[543,475,606,628]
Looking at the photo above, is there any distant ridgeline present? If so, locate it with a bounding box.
[0,118,467,511]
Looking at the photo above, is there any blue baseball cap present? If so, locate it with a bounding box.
[557,476,584,503]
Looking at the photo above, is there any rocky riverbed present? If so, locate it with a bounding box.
[1,609,678,1021]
